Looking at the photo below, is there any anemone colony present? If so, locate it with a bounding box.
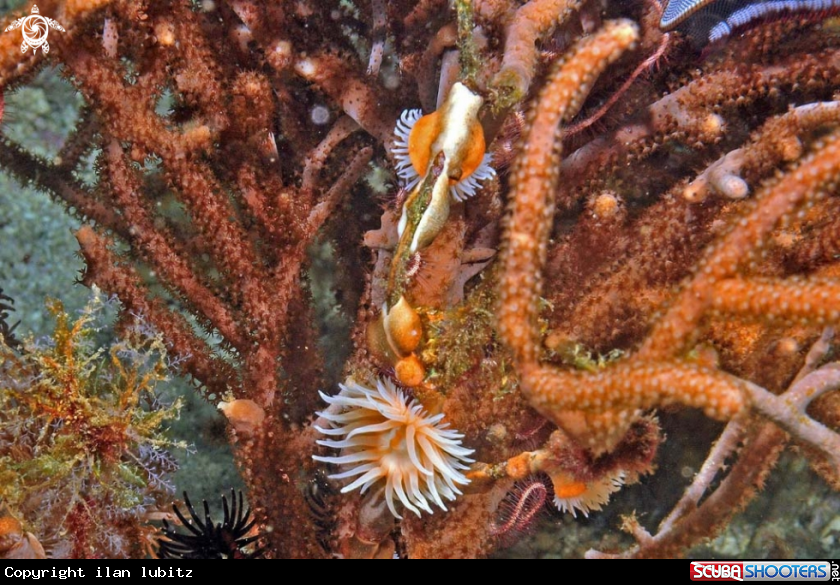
[0,0,840,559]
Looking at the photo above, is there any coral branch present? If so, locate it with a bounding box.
[0,139,123,235]
[293,52,397,144]
[526,361,746,421]
[590,333,840,558]
[499,20,640,366]
[747,367,840,470]
[492,0,584,108]
[710,278,840,326]
[102,140,248,353]
[75,226,238,397]
[640,129,840,359]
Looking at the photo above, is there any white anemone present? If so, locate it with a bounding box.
[313,378,474,519]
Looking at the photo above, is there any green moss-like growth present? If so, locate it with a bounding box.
[421,279,516,397]
[489,69,527,114]
[552,343,625,372]
[455,0,480,88]
[0,289,184,558]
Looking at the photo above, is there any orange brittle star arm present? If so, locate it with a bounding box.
[497,21,748,447]
[498,20,642,367]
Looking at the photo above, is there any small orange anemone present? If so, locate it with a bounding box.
[392,85,495,202]
[547,469,625,518]
[406,111,488,185]
[0,515,46,560]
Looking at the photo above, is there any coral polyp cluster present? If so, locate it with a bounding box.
[313,378,474,519]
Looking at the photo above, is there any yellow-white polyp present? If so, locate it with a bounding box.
[408,161,452,252]
[313,378,474,519]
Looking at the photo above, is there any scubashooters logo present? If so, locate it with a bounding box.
[692,562,744,582]
[691,561,833,582]
[4,5,65,55]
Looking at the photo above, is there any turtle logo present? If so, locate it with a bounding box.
[4,5,65,55]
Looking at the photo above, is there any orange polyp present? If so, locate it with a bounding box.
[408,112,441,177]
[408,112,488,185]
[456,121,487,181]
[554,480,587,499]
[395,354,425,387]
[0,516,23,554]
[384,296,423,357]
